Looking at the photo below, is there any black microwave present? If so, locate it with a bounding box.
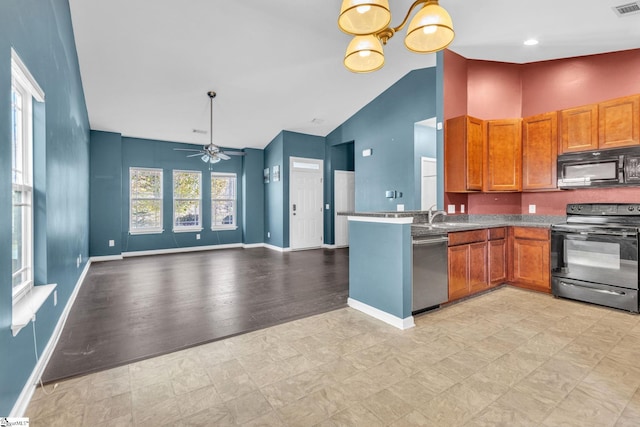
[557,147,640,188]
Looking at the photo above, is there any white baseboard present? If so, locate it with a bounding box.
[122,243,243,257]
[242,243,265,249]
[10,259,92,417]
[264,244,291,252]
[322,244,337,249]
[90,254,123,262]
[347,298,415,330]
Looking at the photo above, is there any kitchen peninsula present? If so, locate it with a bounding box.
[342,211,564,329]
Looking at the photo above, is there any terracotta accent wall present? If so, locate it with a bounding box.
[522,49,640,117]
[467,61,522,119]
[467,193,522,214]
[443,49,468,119]
[522,188,640,215]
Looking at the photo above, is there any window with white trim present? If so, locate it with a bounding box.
[173,170,202,231]
[130,167,163,234]
[11,51,43,304]
[211,173,237,229]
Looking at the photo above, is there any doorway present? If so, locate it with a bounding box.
[289,157,324,250]
[334,170,355,247]
[421,157,437,210]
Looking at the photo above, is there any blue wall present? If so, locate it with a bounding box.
[119,137,244,252]
[242,148,265,245]
[90,131,122,256]
[0,0,90,414]
[263,132,284,247]
[326,68,438,213]
[413,123,438,209]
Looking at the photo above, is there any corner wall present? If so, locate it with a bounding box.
[0,0,90,414]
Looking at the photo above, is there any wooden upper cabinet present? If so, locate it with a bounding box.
[598,95,640,149]
[445,115,484,192]
[559,104,598,153]
[522,112,558,191]
[484,119,522,192]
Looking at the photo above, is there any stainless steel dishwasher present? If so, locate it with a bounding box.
[413,234,449,313]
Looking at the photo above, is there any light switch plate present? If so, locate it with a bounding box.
[196,234,201,240]
[447,204,455,214]
[461,204,465,213]
[397,204,405,212]
[325,204,330,210]
[529,204,536,214]
[108,239,115,247]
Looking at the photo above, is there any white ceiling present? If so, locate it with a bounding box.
[69,0,640,150]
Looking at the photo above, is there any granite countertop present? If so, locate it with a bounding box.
[337,211,566,236]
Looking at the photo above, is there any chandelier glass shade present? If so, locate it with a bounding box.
[338,0,454,73]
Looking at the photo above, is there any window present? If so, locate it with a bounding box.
[211,173,237,229]
[11,51,43,304]
[173,170,202,231]
[130,168,163,234]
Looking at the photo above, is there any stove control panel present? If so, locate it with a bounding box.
[567,203,640,216]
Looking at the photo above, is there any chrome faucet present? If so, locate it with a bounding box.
[427,204,447,224]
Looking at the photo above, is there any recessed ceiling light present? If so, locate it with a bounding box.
[524,39,539,46]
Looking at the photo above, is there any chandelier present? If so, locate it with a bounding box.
[338,0,454,73]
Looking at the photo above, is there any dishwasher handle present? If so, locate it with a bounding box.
[412,236,449,246]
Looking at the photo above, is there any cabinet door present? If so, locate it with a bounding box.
[468,241,488,293]
[445,116,483,192]
[485,119,522,191]
[448,245,469,301]
[599,95,640,149]
[559,104,598,153]
[488,239,507,285]
[522,112,557,190]
[512,237,550,292]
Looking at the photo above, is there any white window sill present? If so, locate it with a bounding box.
[129,229,164,235]
[173,227,204,233]
[12,283,57,336]
[212,226,238,231]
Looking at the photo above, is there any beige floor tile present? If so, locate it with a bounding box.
[417,393,476,426]
[175,384,223,416]
[277,393,335,426]
[88,374,132,402]
[224,390,274,424]
[388,410,432,426]
[170,367,212,395]
[466,400,538,427]
[181,404,235,426]
[542,387,623,427]
[240,410,286,426]
[131,380,174,409]
[212,372,259,402]
[260,377,307,409]
[323,403,384,427]
[361,389,412,424]
[26,386,88,420]
[83,392,132,425]
[497,387,558,423]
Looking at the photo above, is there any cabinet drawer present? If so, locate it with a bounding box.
[448,229,487,246]
[488,227,506,240]
[512,227,549,240]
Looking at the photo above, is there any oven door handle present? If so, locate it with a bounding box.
[559,282,627,296]
[553,229,638,239]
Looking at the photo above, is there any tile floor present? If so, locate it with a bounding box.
[26,287,640,426]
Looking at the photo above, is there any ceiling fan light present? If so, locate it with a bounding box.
[210,156,221,164]
[404,1,454,53]
[338,0,391,35]
[344,35,385,73]
[201,154,210,163]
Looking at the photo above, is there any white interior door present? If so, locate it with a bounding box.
[334,170,355,247]
[290,157,324,250]
[421,157,437,210]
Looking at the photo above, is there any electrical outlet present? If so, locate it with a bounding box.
[397,204,405,212]
[79,254,82,264]
[76,256,80,268]
[54,290,57,306]
[325,204,330,210]
[196,234,201,240]
[108,239,115,247]
[447,204,455,214]
[267,232,271,238]
[529,204,537,214]
[461,204,465,214]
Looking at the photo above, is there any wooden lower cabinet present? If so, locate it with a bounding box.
[510,227,551,293]
[447,226,549,301]
[447,230,488,301]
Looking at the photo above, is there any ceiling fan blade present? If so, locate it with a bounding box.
[220,150,245,156]
[217,152,231,160]
[186,152,205,158]
[174,148,202,152]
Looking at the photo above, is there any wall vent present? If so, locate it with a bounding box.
[613,1,640,16]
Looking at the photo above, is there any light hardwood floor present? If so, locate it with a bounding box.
[27,286,640,426]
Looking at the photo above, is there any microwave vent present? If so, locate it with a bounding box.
[613,1,640,16]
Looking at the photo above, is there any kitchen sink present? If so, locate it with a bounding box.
[431,222,481,228]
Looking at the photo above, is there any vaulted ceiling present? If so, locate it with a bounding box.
[69,0,640,149]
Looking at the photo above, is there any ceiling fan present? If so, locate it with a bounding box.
[174,91,245,164]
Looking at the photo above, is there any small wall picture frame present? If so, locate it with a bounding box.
[263,167,270,183]
[273,165,280,182]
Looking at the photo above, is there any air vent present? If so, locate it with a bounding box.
[192,129,207,134]
[613,1,640,16]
